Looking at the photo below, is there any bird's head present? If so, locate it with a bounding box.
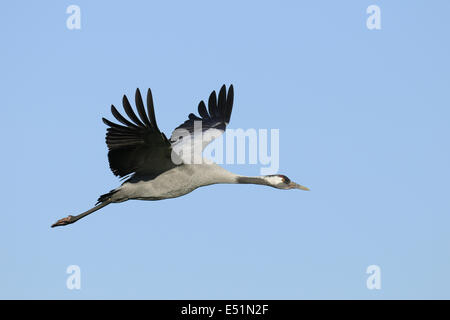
[263,174,310,190]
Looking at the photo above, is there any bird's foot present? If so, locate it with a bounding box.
[51,215,74,228]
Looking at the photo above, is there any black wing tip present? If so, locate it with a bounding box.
[221,84,234,123]
[225,84,234,94]
[220,84,234,96]
[134,88,153,128]
[225,84,234,123]
[219,84,227,95]
[193,84,235,122]
[221,84,233,90]
[122,94,131,108]
[104,88,165,134]
[145,87,159,131]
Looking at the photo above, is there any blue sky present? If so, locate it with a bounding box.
[1,1,449,299]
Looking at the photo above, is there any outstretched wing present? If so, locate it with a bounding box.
[170,84,234,163]
[102,88,175,178]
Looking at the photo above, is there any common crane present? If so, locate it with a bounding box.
[52,85,309,227]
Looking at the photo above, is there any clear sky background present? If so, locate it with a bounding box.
[1,1,449,299]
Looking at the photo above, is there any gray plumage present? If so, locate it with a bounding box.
[52,85,308,228]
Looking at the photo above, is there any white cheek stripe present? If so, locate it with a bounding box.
[264,176,283,185]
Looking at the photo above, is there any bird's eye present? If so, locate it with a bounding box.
[279,175,290,184]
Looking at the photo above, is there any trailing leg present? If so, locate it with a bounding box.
[51,199,112,228]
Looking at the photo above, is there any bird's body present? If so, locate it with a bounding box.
[112,163,236,202]
[52,85,309,227]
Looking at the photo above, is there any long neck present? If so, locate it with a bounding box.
[235,176,268,186]
[201,164,268,186]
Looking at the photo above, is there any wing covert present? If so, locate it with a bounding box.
[170,84,234,163]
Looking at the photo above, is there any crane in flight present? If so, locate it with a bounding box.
[52,85,309,227]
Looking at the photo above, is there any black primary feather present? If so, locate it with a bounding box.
[135,89,152,128]
[172,84,234,136]
[103,89,174,178]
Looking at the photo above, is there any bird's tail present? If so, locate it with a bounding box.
[96,189,118,205]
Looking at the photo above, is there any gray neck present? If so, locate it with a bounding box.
[235,176,268,186]
[201,164,268,186]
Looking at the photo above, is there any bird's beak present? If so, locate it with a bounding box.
[290,182,310,191]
